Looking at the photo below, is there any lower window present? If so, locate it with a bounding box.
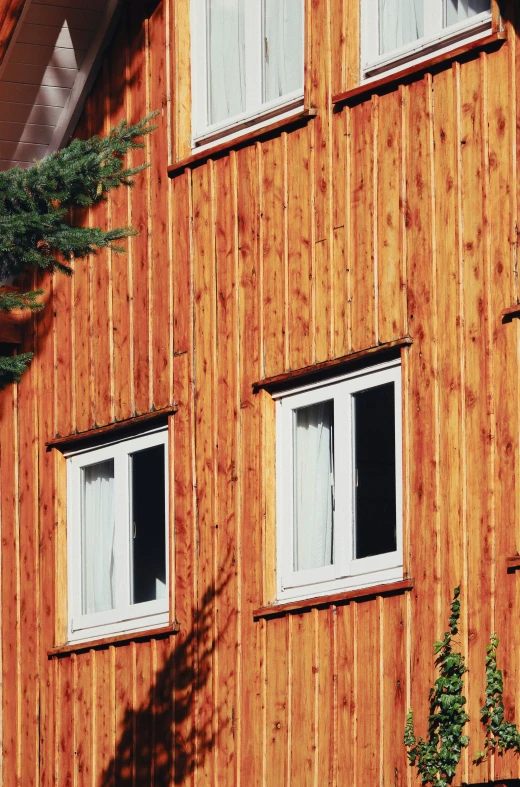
[275,360,403,602]
[66,427,169,642]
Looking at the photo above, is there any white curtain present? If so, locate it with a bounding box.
[293,402,334,571]
[82,460,115,614]
[445,0,490,27]
[263,0,303,103]
[207,0,245,126]
[379,0,424,55]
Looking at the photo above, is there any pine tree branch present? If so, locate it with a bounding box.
[0,112,157,281]
[0,352,33,389]
[0,289,44,312]
[0,112,156,389]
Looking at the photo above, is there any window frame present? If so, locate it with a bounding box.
[66,426,169,643]
[361,0,492,80]
[275,359,403,603]
[190,0,305,148]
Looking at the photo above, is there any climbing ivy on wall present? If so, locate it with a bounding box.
[474,634,520,762]
[404,587,469,787]
[405,590,520,783]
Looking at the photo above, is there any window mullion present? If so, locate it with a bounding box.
[114,449,130,617]
[362,0,381,69]
[68,459,82,627]
[333,388,352,579]
[245,0,262,113]
[281,401,294,590]
[191,0,207,140]
[426,0,442,38]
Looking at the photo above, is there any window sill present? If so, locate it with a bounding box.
[168,108,317,178]
[332,30,506,108]
[253,578,414,620]
[48,621,180,658]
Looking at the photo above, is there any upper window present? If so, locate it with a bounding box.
[66,427,169,642]
[191,0,304,147]
[275,360,403,602]
[362,0,492,79]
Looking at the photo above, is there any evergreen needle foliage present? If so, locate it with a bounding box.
[0,288,43,313]
[404,587,469,787]
[0,353,34,386]
[474,634,520,762]
[0,112,156,390]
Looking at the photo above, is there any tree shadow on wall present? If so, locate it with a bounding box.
[99,562,232,786]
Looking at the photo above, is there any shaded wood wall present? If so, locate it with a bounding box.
[1,1,520,785]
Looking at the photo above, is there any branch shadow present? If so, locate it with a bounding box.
[99,560,232,786]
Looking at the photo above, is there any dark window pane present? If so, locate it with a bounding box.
[131,445,166,604]
[354,383,396,559]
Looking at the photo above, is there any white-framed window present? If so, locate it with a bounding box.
[191,0,304,148]
[66,427,169,642]
[361,0,492,80]
[275,360,403,602]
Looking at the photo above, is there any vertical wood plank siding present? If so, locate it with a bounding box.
[0,1,519,784]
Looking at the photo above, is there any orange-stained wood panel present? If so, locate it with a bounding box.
[350,98,376,351]
[1,4,520,787]
[316,607,334,785]
[128,8,151,416]
[149,0,172,411]
[72,114,92,435]
[377,89,406,344]
[287,126,312,370]
[89,63,113,428]
[261,135,286,380]
[459,54,492,781]
[192,159,217,785]
[237,142,264,787]
[18,301,39,787]
[432,63,464,635]
[488,40,520,782]
[405,73,440,763]
[214,151,240,784]
[109,15,133,424]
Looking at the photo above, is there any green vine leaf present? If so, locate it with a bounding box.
[474,633,520,762]
[404,587,469,787]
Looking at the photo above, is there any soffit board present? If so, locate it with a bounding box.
[0,0,119,170]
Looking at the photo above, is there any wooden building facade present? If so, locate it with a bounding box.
[1,0,520,784]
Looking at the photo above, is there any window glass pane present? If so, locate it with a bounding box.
[130,445,166,605]
[81,460,115,614]
[444,0,490,27]
[263,0,303,103]
[379,0,424,55]
[353,383,396,560]
[207,0,245,125]
[293,401,334,571]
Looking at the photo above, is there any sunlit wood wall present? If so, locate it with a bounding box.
[1,0,520,785]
